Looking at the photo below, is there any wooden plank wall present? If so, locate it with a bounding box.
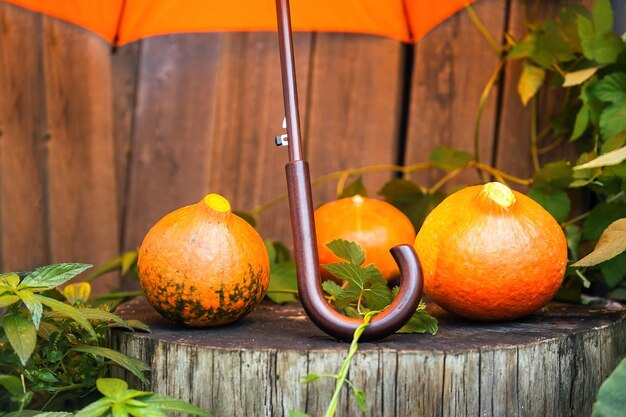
[0,0,576,290]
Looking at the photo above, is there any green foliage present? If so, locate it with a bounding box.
[265,241,298,304]
[428,147,475,171]
[337,176,368,199]
[592,357,626,417]
[63,378,212,417]
[378,179,445,230]
[0,264,149,412]
[298,312,377,417]
[320,239,438,335]
[472,0,626,300]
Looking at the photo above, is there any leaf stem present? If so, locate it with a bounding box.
[429,168,463,193]
[472,162,532,185]
[530,98,541,172]
[249,162,432,216]
[474,61,505,182]
[465,4,501,54]
[323,311,377,417]
[336,171,351,197]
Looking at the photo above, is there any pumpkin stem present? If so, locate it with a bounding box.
[204,193,231,212]
[482,182,515,209]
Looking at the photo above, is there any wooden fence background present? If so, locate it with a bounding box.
[0,1,583,291]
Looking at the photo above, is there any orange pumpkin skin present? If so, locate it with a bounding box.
[414,183,567,321]
[315,195,416,280]
[137,194,269,327]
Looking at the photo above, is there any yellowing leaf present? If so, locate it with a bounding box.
[518,62,546,105]
[573,146,626,170]
[63,282,92,305]
[563,67,599,87]
[573,218,626,267]
[2,314,36,365]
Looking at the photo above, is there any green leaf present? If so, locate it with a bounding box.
[325,239,366,266]
[125,319,151,333]
[565,224,583,260]
[79,308,134,330]
[518,62,546,105]
[570,104,590,141]
[111,404,128,417]
[75,397,113,417]
[267,261,298,304]
[599,251,626,288]
[0,273,20,289]
[299,373,321,384]
[2,314,36,365]
[0,374,23,397]
[592,73,626,103]
[13,413,74,417]
[143,394,213,416]
[121,251,139,276]
[360,265,392,310]
[233,211,256,228]
[428,147,474,171]
[322,280,343,298]
[0,294,20,308]
[353,389,368,413]
[397,301,438,335]
[324,263,367,287]
[378,179,445,230]
[338,176,368,199]
[582,202,626,241]
[592,0,613,36]
[265,241,298,304]
[36,294,97,339]
[578,14,596,58]
[533,161,574,188]
[527,188,571,223]
[63,282,92,305]
[563,67,599,87]
[72,346,150,386]
[599,104,626,141]
[97,378,128,398]
[602,131,626,153]
[19,263,92,290]
[573,218,626,267]
[592,357,626,417]
[15,289,43,329]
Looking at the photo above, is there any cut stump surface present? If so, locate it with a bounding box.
[113,297,626,417]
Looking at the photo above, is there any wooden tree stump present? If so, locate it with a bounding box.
[113,297,626,417]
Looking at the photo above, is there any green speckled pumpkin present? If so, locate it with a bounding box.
[137,194,270,327]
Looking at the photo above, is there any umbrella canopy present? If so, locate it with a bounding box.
[3,0,476,45]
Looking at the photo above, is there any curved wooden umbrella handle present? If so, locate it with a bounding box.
[286,161,424,342]
[275,0,423,341]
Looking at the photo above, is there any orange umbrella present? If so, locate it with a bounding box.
[3,0,475,45]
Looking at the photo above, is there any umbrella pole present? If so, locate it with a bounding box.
[274,0,424,342]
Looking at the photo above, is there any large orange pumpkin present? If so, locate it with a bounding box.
[137,194,269,327]
[414,182,567,321]
[315,195,416,279]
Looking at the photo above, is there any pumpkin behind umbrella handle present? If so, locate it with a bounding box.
[285,161,424,342]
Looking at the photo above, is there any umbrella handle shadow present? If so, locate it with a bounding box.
[285,161,424,342]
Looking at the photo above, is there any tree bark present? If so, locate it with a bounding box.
[113,297,626,417]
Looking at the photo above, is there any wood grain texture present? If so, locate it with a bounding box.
[405,0,506,188]
[123,33,312,259]
[305,34,404,204]
[111,41,141,220]
[0,3,48,272]
[114,298,626,417]
[202,32,311,245]
[41,17,119,292]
